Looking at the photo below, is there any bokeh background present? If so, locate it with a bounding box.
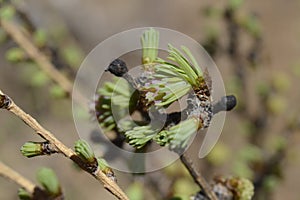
[1,0,300,199]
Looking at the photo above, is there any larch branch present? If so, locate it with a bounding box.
[0,90,129,200]
[0,161,36,194]
[180,153,218,200]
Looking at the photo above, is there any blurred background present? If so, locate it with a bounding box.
[0,0,300,199]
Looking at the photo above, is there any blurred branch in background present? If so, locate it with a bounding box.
[201,1,299,200]
[0,19,73,95]
[0,161,37,196]
[0,3,87,108]
[0,161,64,200]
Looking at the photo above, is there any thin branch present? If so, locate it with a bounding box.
[0,161,60,200]
[180,153,218,200]
[0,90,129,200]
[0,19,87,108]
[0,161,36,194]
[0,19,71,93]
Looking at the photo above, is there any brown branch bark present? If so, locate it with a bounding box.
[0,161,36,194]
[180,153,218,200]
[0,90,129,200]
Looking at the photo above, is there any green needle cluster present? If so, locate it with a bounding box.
[125,125,159,149]
[144,44,204,108]
[141,28,159,64]
[74,139,96,163]
[96,28,207,150]
[36,168,61,196]
[96,78,133,132]
[20,142,43,158]
[158,118,200,151]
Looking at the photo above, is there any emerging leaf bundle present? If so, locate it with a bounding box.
[96,28,213,151]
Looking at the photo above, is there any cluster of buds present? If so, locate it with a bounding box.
[74,140,115,181]
[96,28,237,152]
